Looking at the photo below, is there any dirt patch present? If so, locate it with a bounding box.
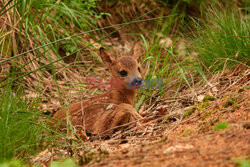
[90,128,248,167]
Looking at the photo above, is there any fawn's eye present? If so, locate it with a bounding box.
[138,67,141,73]
[119,70,127,77]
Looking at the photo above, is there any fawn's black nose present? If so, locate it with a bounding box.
[131,77,143,87]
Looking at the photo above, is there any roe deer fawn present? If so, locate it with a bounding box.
[53,42,143,137]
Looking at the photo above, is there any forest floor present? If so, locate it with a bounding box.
[84,69,250,167]
[83,69,249,167]
[32,67,249,166]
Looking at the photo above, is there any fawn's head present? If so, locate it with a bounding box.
[100,42,143,90]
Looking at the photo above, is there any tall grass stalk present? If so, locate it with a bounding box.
[192,7,249,71]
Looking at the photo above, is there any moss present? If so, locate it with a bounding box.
[213,121,228,131]
[223,98,235,108]
[84,152,95,164]
[198,102,210,111]
[202,95,216,102]
[245,86,250,90]
[183,106,196,118]
[232,158,250,167]
[182,129,191,137]
[201,110,216,120]
[161,115,170,124]
[51,158,78,167]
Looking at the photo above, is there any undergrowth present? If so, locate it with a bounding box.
[191,5,249,71]
[0,83,43,162]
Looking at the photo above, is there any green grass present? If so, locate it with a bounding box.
[134,2,195,107]
[0,83,44,162]
[0,80,87,163]
[0,159,25,167]
[191,6,249,71]
[0,0,104,81]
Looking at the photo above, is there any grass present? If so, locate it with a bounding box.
[0,79,88,163]
[134,1,197,107]
[0,1,98,162]
[191,5,249,71]
[0,82,43,162]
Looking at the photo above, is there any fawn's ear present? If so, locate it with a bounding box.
[99,47,115,67]
[130,42,141,59]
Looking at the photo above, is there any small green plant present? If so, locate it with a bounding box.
[51,158,77,167]
[201,110,216,120]
[232,158,250,167]
[182,129,191,137]
[84,152,95,164]
[203,95,216,102]
[213,121,228,131]
[183,106,196,118]
[198,102,210,111]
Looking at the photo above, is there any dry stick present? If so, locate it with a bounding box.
[193,68,248,100]
[81,93,86,136]
[217,58,249,68]
[45,62,91,81]
[216,72,250,97]
[241,80,250,89]
[110,110,182,140]
[199,59,213,76]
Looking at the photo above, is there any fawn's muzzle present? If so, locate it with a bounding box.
[131,77,143,87]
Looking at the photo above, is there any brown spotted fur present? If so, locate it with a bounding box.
[53,43,143,137]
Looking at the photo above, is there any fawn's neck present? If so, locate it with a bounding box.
[110,88,136,106]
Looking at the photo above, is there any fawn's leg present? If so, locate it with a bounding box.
[91,103,142,136]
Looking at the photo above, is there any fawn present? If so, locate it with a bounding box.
[53,42,143,137]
